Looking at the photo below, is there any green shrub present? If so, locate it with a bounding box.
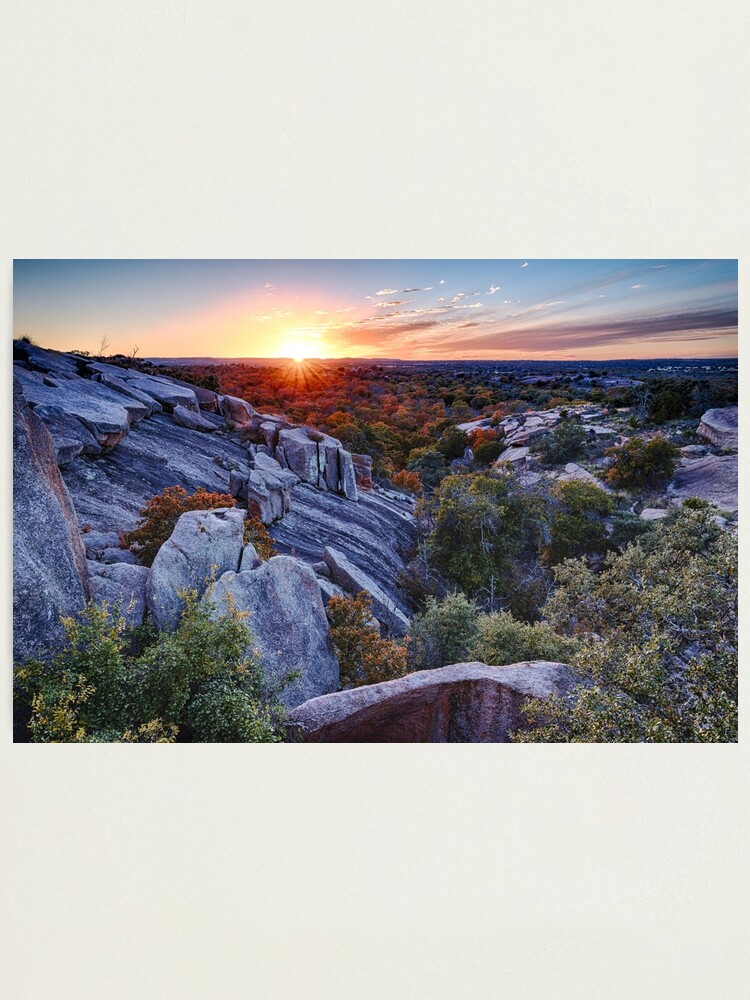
[436,426,469,460]
[604,435,680,489]
[471,611,578,666]
[409,593,480,670]
[544,479,614,564]
[608,511,654,550]
[14,593,286,743]
[472,439,504,466]
[426,473,548,598]
[407,448,448,490]
[537,418,587,465]
[515,506,738,742]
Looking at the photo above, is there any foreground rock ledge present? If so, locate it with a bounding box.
[288,661,576,743]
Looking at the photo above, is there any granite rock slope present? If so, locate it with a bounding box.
[13,378,90,660]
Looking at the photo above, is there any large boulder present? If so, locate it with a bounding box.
[88,563,150,629]
[288,661,576,742]
[13,378,90,661]
[276,427,358,500]
[669,454,738,513]
[172,404,217,432]
[323,545,409,635]
[230,464,296,525]
[208,556,340,707]
[697,407,738,450]
[145,507,245,629]
[218,394,256,426]
[86,364,200,413]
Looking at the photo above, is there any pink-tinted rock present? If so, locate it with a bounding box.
[288,660,576,742]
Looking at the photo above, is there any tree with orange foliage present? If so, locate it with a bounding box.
[391,469,423,494]
[327,592,409,688]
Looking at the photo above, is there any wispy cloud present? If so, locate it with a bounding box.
[433,307,738,354]
[375,288,398,296]
[488,285,500,295]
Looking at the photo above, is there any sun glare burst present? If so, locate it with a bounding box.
[279,327,323,364]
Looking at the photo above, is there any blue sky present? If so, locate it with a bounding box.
[13,259,738,360]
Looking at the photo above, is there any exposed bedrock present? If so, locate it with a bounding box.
[669,453,738,513]
[146,507,246,630]
[288,661,577,743]
[60,413,253,533]
[323,545,410,635]
[13,379,90,660]
[86,362,201,412]
[14,365,142,446]
[270,483,417,619]
[208,556,340,707]
[89,563,150,629]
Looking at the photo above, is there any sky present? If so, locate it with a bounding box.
[13,259,738,361]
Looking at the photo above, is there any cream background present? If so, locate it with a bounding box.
[1,1,747,997]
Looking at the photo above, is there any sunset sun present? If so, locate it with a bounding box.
[279,328,322,364]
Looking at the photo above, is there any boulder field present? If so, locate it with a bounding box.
[12,344,416,709]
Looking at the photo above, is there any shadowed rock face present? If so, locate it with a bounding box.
[288,661,576,742]
[89,563,150,629]
[13,379,90,660]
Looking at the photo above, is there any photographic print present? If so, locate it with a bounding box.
[12,259,738,743]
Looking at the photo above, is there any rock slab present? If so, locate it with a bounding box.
[323,545,410,635]
[670,454,738,513]
[288,661,576,742]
